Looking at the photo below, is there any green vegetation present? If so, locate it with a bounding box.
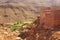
[27,18,35,23]
[10,22,23,31]
[8,18,35,31]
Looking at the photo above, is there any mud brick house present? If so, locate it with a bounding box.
[40,7,60,29]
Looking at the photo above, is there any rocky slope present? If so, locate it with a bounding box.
[0,2,40,23]
[0,0,60,23]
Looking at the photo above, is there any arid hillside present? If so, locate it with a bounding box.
[0,2,40,23]
[0,0,60,23]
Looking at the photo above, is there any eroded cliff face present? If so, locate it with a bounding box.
[40,7,60,29]
[17,7,60,40]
